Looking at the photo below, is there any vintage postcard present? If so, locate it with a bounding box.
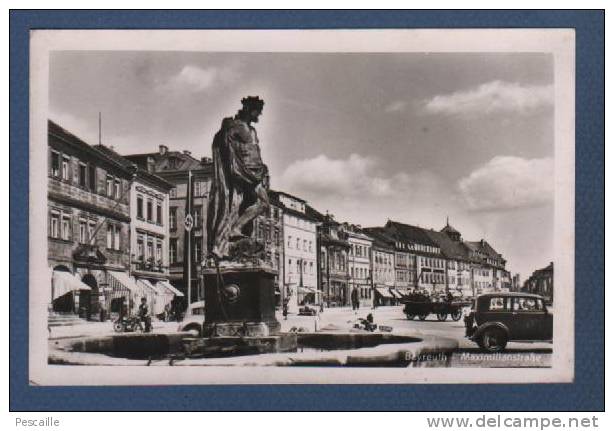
[28,29,574,385]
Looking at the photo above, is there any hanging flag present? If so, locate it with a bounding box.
[183,170,195,301]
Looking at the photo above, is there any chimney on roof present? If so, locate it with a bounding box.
[146,156,155,173]
[480,239,485,246]
[201,156,212,164]
[159,145,168,155]
[183,150,192,156]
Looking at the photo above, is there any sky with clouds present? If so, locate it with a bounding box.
[49,51,554,280]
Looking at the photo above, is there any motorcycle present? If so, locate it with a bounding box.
[113,315,151,333]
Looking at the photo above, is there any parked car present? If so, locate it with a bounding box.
[177,300,205,336]
[464,293,553,352]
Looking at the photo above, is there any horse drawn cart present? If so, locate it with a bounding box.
[402,292,471,321]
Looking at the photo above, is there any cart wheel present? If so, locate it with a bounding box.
[406,314,416,320]
[451,309,463,321]
[436,312,448,321]
[418,313,428,321]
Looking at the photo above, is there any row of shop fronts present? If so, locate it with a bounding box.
[50,263,184,320]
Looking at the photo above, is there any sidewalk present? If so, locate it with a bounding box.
[48,320,181,340]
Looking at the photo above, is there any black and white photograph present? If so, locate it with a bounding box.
[28,29,575,385]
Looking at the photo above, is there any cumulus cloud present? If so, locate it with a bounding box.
[162,64,238,93]
[424,80,553,116]
[276,153,453,226]
[458,156,554,212]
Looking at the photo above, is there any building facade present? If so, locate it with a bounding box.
[363,227,397,306]
[48,120,133,320]
[345,224,374,307]
[270,191,319,311]
[523,262,553,303]
[125,147,213,306]
[311,211,350,307]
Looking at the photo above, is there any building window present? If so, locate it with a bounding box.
[106,175,113,196]
[147,239,154,260]
[296,238,300,249]
[303,239,307,251]
[79,220,87,244]
[78,163,87,187]
[114,179,121,199]
[88,164,96,191]
[61,156,70,181]
[287,235,292,248]
[50,151,60,177]
[156,240,162,262]
[156,202,162,225]
[106,224,113,249]
[169,239,177,263]
[146,199,153,222]
[137,195,144,219]
[88,221,96,244]
[50,212,60,238]
[169,207,177,230]
[61,215,71,240]
[113,225,120,250]
[288,259,293,273]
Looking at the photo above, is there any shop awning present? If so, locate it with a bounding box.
[136,279,161,296]
[157,280,184,297]
[52,270,91,300]
[390,289,404,299]
[107,271,145,300]
[298,286,314,294]
[376,287,394,299]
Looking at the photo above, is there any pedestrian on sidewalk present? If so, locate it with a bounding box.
[351,287,359,312]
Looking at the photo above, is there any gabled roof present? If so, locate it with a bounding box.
[363,227,395,251]
[48,120,133,176]
[424,229,470,261]
[384,220,439,247]
[124,151,208,172]
[95,145,174,191]
[441,222,460,235]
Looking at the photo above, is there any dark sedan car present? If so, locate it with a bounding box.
[464,292,553,352]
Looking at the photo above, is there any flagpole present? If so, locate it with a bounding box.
[187,170,192,307]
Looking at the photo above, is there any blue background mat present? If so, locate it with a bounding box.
[9,10,604,411]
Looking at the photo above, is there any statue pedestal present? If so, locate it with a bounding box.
[202,266,281,337]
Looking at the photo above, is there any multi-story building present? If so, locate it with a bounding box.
[523,262,553,303]
[125,147,213,306]
[363,227,397,306]
[345,224,374,307]
[309,210,350,307]
[95,144,181,317]
[48,120,134,320]
[253,194,285,306]
[384,220,445,294]
[463,239,510,294]
[425,222,473,297]
[269,191,319,312]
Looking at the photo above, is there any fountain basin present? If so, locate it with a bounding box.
[48,331,458,367]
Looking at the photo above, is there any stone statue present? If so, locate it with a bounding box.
[206,96,270,262]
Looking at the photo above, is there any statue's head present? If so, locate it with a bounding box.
[239,96,265,123]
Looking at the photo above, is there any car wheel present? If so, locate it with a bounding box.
[406,314,416,320]
[451,309,463,321]
[481,328,507,352]
[436,312,448,321]
[418,313,428,321]
[113,321,124,333]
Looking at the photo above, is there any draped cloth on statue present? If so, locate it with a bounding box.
[206,117,267,260]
